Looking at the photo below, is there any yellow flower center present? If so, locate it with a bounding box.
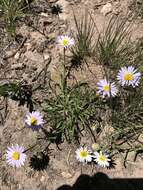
[62,39,69,46]
[80,150,88,158]
[124,72,134,81]
[12,152,20,160]
[99,155,106,162]
[30,117,38,126]
[103,85,110,92]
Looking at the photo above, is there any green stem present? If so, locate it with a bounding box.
[62,47,68,139]
[62,48,67,93]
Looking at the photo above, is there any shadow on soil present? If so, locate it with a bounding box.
[56,172,143,190]
[29,152,49,171]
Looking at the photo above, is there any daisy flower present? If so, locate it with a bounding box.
[25,111,44,130]
[75,147,92,163]
[6,144,26,168]
[97,79,118,97]
[57,35,75,48]
[93,151,111,168]
[117,66,141,87]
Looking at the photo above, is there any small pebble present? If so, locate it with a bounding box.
[100,3,112,16]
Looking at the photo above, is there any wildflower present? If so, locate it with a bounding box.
[93,151,111,168]
[6,144,26,168]
[75,147,92,163]
[25,111,44,130]
[57,35,75,48]
[117,66,141,87]
[97,79,118,97]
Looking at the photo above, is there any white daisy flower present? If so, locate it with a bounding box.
[25,111,44,130]
[93,151,111,168]
[97,79,118,97]
[57,35,75,48]
[6,144,26,168]
[75,147,92,163]
[117,66,141,87]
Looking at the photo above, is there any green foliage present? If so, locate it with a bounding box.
[91,82,143,160]
[44,44,102,143]
[0,82,19,96]
[112,86,143,130]
[0,0,34,36]
[107,84,143,161]
[44,82,100,142]
[96,16,131,72]
[130,37,143,72]
[71,11,96,64]
[94,16,143,160]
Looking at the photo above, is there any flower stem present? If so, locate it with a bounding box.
[62,47,67,93]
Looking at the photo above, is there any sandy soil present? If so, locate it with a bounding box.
[0,0,143,189]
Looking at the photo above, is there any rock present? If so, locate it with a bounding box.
[14,52,20,60]
[61,171,72,179]
[43,53,50,61]
[40,13,49,17]
[40,176,45,182]
[100,3,112,16]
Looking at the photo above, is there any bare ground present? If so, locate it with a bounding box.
[0,0,143,189]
